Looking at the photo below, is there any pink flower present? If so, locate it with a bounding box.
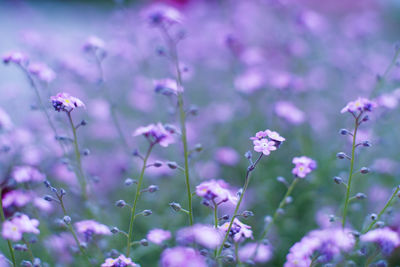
[196,179,237,205]
[265,130,286,142]
[341,97,376,114]
[147,229,172,245]
[154,78,183,95]
[250,131,268,141]
[176,224,223,249]
[28,62,56,83]
[2,51,28,65]
[50,93,85,112]
[275,101,305,125]
[133,123,176,147]
[160,247,207,267]
[215,147,240,166]
[253,139,277,156]
[2,214,40,241]
[292,156,317,178]
[2,190,31,208]
[360,227,400,254]
[101,255,138,267]
[75,220,111,236]
[239,243,272,263]
[219,218,253,243]
[12,165,46,183]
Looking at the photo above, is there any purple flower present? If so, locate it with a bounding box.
[12,165,46,183]
[101,255,138,267]
[239,243,272,263]
[265,130,286,143]
[251,129,284,155]
[2,190,31,208]
[360,227,400,254]
[28,62,56,83]
[160,246,207,267]
[75,220,111,240]
[2,51,28,65]
[147,228,172,245]
[50,93,85,112]
[196,179,237,205]
[234,70,264,94]
[291,156,317,178]
[341,97,376,114]
[83,36,105,52]
[274,101,305,125]
[133,123,176,147]
[284,228,354,266]
[2,214,40,241]
[0,108,13,131]
[215,147,240,166]
[154,78,183,96]
[219,218,253,243]
[176,224,223,249]
[142,4,183,27]
[250,131,268,141]
[253,139,277,156]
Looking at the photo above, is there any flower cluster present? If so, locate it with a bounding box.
[340,97,376,115]
[291,156,317,178]
[75,220,111,241]
[360,227,400,255]
[50,92,85,112]
[147,228,172,245]
[12,165,46,183]
[195,179,237,206]
[239,243,272,264]
[133,123,176,147]
[285,228,354,266]
[176,224,223,249]
[219,218,253,243]
[251,129,285,155]
[160,247,206,267]
[2,214,40,241]
[2,51,28,65]
[101,255,138,267]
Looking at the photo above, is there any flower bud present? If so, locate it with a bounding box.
[14,244,28,251]
[219,214,229,221]
[115,200,127,208]
[21,261,33,267]
[110,227,119,234]
[166,161,178,169]
[148,185,159,193]
[43,195,53,202]
[44,180,51,188]
[194,144,203,152]
[124,178,137,186]
[80,120,87,126]
[241,210,254,218]
[223,242,231,248]
[140,239,148,246]
[224,255,234,263]
[169,202,182,212]
[60,188,67,196]
[63,216,71,225]
[142,210,152,216]
[339,129,349,135]
[153,161,163,167]
[336,152,347,159]
[82,148,90,156]
[360,167,370,174]
[362,115,369,122]
[362,141,371,147]
[333,176,343,184]
[355,193,367,200]
[370,213,377,220]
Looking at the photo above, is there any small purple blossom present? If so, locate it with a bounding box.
[2,190,31,208]
[253,139,277,156]
[219,218,253,243]
[251,129,284,155]
[341,97,376,114]
[2,214,40,241]
[50,93,85,112]
[291,156,317,178]
[12,165,46,183]
[147,228,172,245]
[101,255,138,267]
[275,101,305,125]
[215,147,240,166]
[176,224,223,249]
[154,78,183,96]
[360,227,400,254]
[142,4,183,27]
[2,51,28,65]
[195,179,237,205]
[133,123,176,147]
[75,220,111,239]
[239,243,272,263]
[28,62,56,83]
[160,246,207,267]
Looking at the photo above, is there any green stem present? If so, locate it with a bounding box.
[66,111,87,200]
[22,238,34,262]
[364,186,400,233]
[342,116,360,228]
[126,143,154,257]
[0,190,16,267]
[235,242,241,264]
[213,201,218,258]
[216,154,263,258]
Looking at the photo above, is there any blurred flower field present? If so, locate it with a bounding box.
[1,0,400,266]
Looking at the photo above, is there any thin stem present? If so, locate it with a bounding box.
[364,186,400,233]
[22,238,34,262]
[66,111,88,200]
[342,116,360,228]
[216,154,263,258]
[213,201,219,258]
[0,190,16,267]
[371,48,400,97]
[365,248,380,267]
[235,242,241,264]
[126,143,154,257]
[159,25,193,226]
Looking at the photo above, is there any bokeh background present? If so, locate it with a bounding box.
[1,0,400,266]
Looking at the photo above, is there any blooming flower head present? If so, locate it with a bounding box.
[2,190,31,208]
[360,227,400,255]
[154,78,183,96]
[292,156,317,178]
[133,123,176,147]
[251,129,284,155]
[253,139,277,156]
[12,165,46,183]
[2,214,40,241]
[341,97,376,114]
[2,51,28,65]
[176,224,223,249]
[147,228,172,245]
[142,4,183,27]
[219,218,253,243]
[50,93,85,112]
[101,255,138,267]
[160,247,207,267]
[215,147,240,166]
[239,243,272,263]
[75,220,111,241]
[275,101,305,125]
[195,179,237,206]
[28,62,56,83]
[284,228,354,267]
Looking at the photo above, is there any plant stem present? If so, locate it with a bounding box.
[22,238,34,262]
[66,111,87,200]
[342,116,360,228]
[371,48,400,97]
[235,242,241,265]
[364,186,400,233]
[216,154,263,258]
[126,143,154,257]
[213,201,218,258]
[0,190,16,267]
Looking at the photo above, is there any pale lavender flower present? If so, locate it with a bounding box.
[275,101,305,125]
[154,78,183,95]
[251,129,284,154]
[234,70,264,94]
[0,108,13,131]
[33,197,53,212]
[284,228,354,266]
[83,36,105,52]
[2,190,31,208]
[292,156,317,178]
[75,220,111,239]
[160,247,207,267]
[215,147,240,166]
[12,165,46,183]
[2,51,28,65]
[176,224,223,249]
[196,179,237,205]
[2,214,40,241]
[28,62,56,83]
[133,123,176,147]
[341,97,376,114]
[142,4,183,26]
[219,218,253,243]
[101,255,138,267]
[50,93,85,112]
[253,139,276,156]
[239,243,272,263]
[360,227,400,254]
[147,229,172,245]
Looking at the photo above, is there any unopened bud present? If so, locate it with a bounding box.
[371,213,377,220]
[169,202,182,212]
[360,167,370,174]
[147,185,159,193]
[336,152,347,159]
[115,200,127,208]
[194,144,203,152]
[124,178,137,186]
[142,210,152,216]
[166,161,178,169]
[339,129,349,135]
[44,180,51,188]
[244,151,252,160]
[63,216,71,225]
[356,193,367,200]
[110,227,119,234]
[362,141,371,147]
[241,210,254,218]
[82,148,90,156]
[21,261,33,267]
[140,239,148,246]
[153,161,163,167]
[43,195,53,202]
[333,176,343,184]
